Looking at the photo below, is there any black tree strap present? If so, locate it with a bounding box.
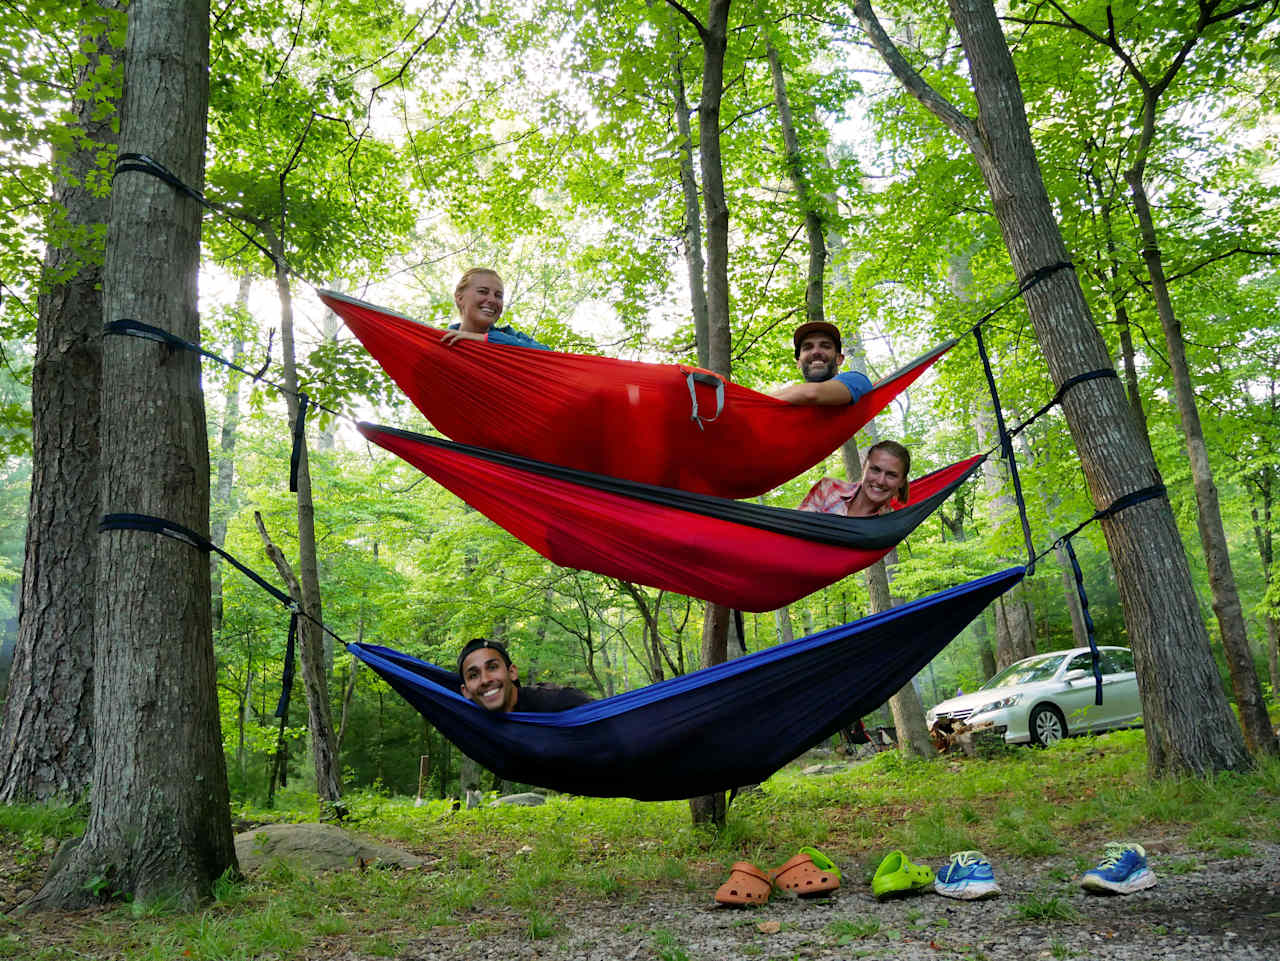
[105,320,341,494]
[275,613,299,719]
[105,319,274,383]
[1061,537,1103,706]
[290,393,309,493]
[1006,368,1118,442]
[974,325,1037,575]
[966,260,1074,335]
[99,513,298,612]
[114,153,288,277]
[99,512,351,721]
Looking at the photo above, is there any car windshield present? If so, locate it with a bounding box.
[981,654,1067,689]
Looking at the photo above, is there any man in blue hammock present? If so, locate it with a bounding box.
[771,320,873,406]
[457,638,593,713]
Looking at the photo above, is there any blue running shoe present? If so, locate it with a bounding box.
[1080,842,1157,895]
[934,851,1001,900]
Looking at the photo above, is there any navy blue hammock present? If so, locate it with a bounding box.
[349,566,1024,801]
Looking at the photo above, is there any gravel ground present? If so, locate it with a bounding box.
[405,841,1280,960]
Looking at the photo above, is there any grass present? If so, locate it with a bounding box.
[3,729,1278,960]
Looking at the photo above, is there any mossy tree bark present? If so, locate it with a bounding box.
[0,0,121,804]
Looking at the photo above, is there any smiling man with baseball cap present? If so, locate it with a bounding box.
[770,320,873,405]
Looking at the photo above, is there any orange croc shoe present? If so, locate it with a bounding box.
[770,848,841,896]
[715,861,772,906]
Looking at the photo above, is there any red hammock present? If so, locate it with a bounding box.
[321,290,953,499]
[360,423,984,612]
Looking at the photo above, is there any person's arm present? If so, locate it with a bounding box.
[484,326,551,350]
[773,369,873,405]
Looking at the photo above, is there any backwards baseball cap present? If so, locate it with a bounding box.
[792,320,842,357]
[456,638,511,681]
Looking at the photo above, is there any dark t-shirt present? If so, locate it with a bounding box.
[513,683,594,712]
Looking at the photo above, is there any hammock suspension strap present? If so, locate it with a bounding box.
[974,325,1037,575]
[113,153,305,282]
[105,319,335,493]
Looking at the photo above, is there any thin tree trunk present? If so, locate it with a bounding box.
[668,30,710,369]
[856,0,1251,775]
[0,0,120,803]
[210,274,249,636]
[27,0,236,910]
[667,0,733,828]
[1124,169,1276,757]
[270,237,343,800]
[766,40,826,325]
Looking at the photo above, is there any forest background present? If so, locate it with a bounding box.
[0,0,1277,811]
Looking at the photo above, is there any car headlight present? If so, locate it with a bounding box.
[971,694,1022,716]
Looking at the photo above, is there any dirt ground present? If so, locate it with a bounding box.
[4,832,1278,959]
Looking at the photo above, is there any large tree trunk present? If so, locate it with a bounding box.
[856,0,1250,775]
[271,245,343,802]
[1124,169,1276,757]
[0,0,121,803]
[27,0,237,910]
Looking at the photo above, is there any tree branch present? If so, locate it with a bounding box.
[852,1,982,154]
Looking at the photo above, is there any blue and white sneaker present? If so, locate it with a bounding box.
[934,851,1001,900]
[1080,842,1157,895]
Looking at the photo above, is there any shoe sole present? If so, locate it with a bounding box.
[935,879,1001,900]
[1080,868,1157,895]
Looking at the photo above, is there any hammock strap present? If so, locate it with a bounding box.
[1061,537,1103,706]
[1006,368,1119,442]
[98,512,351,721]
[966,260,1074,336]
[113,153,295,281]
[275,613,299,719]
[974,325,1037,575]
[104,319,340,494]
[290,393,309,493]
[685,370,726,429]
[99,512,299,612]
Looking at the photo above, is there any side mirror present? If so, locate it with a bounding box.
[1063,668,1089,682]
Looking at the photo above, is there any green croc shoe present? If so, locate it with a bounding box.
[871,850,935,900]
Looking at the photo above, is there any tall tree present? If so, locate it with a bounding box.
[854,0,1251,776]
[0,0,122,802]
[27,0,236,909]
[1006,0,1277,756]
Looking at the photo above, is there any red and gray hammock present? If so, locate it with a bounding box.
[320,290,953,500]
[360,423,985,611]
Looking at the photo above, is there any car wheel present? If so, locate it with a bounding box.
[1029,704,1067,746]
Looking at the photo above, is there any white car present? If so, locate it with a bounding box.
[925,646,1143,746]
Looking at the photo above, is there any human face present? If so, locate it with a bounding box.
[796,333,844,383]
[857,449,907,513]
[454,273,504,333]
[458,647,519,712]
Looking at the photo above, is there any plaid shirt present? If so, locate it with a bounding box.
[798,477,863,516]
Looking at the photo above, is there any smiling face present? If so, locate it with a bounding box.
[795,332,844,383]
[454,270,505,334]
[855,448,908,514]
[459,647,519,712]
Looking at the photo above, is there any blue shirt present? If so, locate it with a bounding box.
[448,322,550,351]
[834,370,873,404]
